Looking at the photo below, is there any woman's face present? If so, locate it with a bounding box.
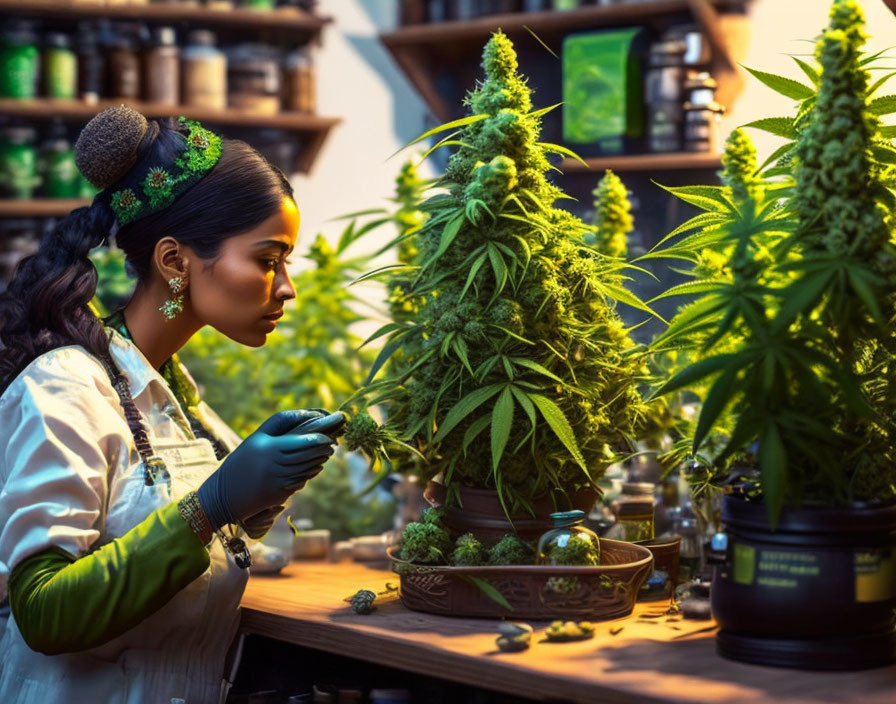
[187,196,299,346]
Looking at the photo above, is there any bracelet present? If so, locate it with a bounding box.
[177,491,214,547]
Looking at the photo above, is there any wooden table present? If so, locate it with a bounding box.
[240,561,896,704]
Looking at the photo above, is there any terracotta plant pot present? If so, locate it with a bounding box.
[424,480,600,545]
[712,494,896,670]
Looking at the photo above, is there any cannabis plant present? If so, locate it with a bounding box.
[590,169,632,259]
[649,0,896,525]
[346,32,651,516]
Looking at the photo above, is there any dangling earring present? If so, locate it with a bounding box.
[160,276,186,320]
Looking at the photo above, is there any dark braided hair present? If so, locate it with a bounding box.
[0,107,294,394]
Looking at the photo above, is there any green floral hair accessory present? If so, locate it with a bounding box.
[110,116,222,225]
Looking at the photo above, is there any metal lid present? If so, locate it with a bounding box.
[550,509,585,528]
[622,482,655,496]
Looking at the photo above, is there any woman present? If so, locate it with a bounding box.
[0,106,345,703]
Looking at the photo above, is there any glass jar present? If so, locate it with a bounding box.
[612,482,655,542]
[104,27,141,99]
[283,46,315,113]
[143,26,180,105]
[39,124,79,198]
[43,33,77,99]
[77,23,104,104]
[0,126,41,199]
[228,44,280,115]
[0,19,40,99]
[536,510,600,566]
[182,29,227,110]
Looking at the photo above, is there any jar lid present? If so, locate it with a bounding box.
[1,19,38,44]
[187,29,217,47]
[621,482,654,496]
[45,33,72,49]
[1,126,37,143]
[153,26,177,47]
[550,509,585,528]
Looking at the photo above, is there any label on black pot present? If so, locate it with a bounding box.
[855,550,896,603]
[733,544,820,589]
[731,543,895,603]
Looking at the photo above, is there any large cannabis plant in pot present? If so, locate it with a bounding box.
[346,32,651,524]
[648,0,896,669]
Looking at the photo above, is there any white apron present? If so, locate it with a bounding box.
[0,327,249,704]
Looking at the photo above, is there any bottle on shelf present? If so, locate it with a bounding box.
[104,23,142,100]
[42,33,78,100]
[0,126,41,200]
[143,26,180,106]
[77,22,105,105]
[228,44,281,115]
[182,29,227,110]
[282,45,315,113]
[644,35,686,153]
[240,0,277,9]
[38,121,79,199]
[0,19,41,100]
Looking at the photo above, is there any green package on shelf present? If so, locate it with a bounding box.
[562,28,644,149]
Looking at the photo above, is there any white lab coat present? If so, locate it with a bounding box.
[0,327,248,704]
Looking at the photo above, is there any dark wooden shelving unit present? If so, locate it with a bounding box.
[382,0,747,124]
[0,0,341,200]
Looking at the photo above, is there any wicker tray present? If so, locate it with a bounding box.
[387,538,654,620]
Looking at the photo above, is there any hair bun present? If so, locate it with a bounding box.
[75,105,149,190]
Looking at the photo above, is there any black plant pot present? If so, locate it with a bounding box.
[711,494,896,670]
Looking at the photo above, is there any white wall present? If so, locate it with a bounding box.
[721,0,896,162]
[288,0,435,266]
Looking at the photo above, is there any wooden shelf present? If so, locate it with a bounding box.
[0,198,91,218]
[0,0,330,43]
[0,99,341,173]
[382,0,746,123]
[561,152,723,173]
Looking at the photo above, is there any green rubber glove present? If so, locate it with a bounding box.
[8,503,209,656]
[238,412,348,539]
[197,410,340,531]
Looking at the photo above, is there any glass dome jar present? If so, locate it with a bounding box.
[536,510,601,566]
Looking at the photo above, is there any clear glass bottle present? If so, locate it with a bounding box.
[612,482,655,542]
[537,510,600,566]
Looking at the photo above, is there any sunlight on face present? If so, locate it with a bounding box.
[189,196,300,346]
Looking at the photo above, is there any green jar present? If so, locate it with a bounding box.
[536,510,601,566]
[0,127,41,199]
[43,33,77,99]
[40,136,79,198]
[241,0,275,9]
[0,21,40,99]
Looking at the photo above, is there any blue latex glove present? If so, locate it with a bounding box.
[197,410,337,531]
[239,412,347,539]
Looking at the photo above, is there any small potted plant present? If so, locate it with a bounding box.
[345,30,653,545]
[648,0,896,670]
